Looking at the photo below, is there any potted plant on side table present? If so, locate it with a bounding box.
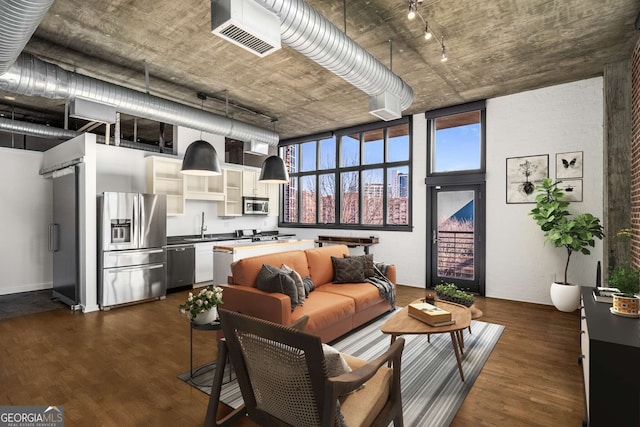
[179,285,224,325]
[608,228,640,317]
[529,178,604,312]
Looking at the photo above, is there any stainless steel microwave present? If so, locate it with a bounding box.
[243,197,269,215]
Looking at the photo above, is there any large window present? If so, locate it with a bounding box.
[281,118,411,230]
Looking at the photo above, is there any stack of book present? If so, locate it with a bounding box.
[408,301,455,327]
[592,287,620,303]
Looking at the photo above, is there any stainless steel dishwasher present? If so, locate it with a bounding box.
[166,244,195,291]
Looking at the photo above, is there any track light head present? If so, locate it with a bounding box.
[407,1,417,20]
[424,25,432,40]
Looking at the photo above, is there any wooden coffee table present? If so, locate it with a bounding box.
[380,299,472,381]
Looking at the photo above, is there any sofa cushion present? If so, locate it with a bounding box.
[332,256,366,283]
[290,291,354,335]
[344,254,375,278]
[256,264,300,311]
[317,282,385,311]
[281,264,305,306]
[231,250,309,287]
[305,245,350,286]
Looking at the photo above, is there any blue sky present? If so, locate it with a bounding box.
[296,123,479,179]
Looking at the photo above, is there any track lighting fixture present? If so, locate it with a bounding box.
[407,2,416,20]
[406,1,448,62]
[440,37,448,62]
[424,23,432,40]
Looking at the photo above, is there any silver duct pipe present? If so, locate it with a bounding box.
[0,116,161,152]
[0,116,77,139]
[254,0,414,110]
[0,0,55,75]
[0,54,280,145]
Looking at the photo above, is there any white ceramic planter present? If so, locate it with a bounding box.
[549,282,580,312]
[191,306,218,325]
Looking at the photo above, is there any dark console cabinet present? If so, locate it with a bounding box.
[580,287,640,426]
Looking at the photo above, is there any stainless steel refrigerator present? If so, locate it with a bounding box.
[98,192,167,309]
[49,164,83,310]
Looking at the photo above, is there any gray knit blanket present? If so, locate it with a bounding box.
[367,262,396,307]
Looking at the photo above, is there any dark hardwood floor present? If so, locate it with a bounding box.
[0,285,583,426]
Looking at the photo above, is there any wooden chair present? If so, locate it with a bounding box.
[209,308,405,427]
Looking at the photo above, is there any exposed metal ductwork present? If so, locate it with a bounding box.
[0,116,162,153]
[0,54,279,145]
[252,0,414,120]
[0,116,77,140]
[0,0,55,75]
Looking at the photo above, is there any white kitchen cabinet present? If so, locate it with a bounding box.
[184,174,224,201]
[242,168,269,198]
[218,168,243,216]
[145,156,185,216]
[194,242,215,284]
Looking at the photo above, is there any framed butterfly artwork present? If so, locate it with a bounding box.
[556,151,583,179]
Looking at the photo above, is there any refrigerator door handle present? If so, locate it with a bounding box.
[49,223,59,252]
[106,263,165,273]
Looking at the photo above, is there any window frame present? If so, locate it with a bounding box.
[426,100,486,179]
[279,117,412,231]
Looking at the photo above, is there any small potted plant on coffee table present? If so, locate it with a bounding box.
[609,229,640,317]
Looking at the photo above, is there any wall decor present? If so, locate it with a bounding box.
[506,154,549,203]
[559,179,583,202]
[556,151,583,179]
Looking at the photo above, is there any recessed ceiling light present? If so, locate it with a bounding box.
[3,95,15,101]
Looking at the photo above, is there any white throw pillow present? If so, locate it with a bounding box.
[281,263,305,306]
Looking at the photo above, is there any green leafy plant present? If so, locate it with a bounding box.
[608,228,640,297]
[529,178,604,285]
[434,283,475,307]
[178,285,224,319]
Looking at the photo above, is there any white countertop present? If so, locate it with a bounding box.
[213,239,314,252]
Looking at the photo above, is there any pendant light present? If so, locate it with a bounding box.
[180,92,222,176]
[259,155,289,184]
[181,139,222,176]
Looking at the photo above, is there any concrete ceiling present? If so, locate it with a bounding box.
[0,0,638,143]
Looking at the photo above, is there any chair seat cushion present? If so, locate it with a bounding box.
[340,354,392,427]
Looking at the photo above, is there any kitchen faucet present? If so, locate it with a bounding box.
[200,211,207,238]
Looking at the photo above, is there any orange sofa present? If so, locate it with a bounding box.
[219,244,396,342]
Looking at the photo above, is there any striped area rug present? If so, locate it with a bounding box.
[179,311,504,427]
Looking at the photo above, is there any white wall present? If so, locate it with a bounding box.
[286,78,605,306]
[485,78,604,305]
[0,148,52,295]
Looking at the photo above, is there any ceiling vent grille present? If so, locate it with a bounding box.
[211,0,281,58]
[369,92,402,122]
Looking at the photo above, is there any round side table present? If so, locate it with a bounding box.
[189,320,221,385]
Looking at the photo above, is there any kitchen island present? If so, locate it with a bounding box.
[213,239,315,286]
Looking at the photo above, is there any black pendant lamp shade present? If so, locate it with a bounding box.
[259,155,289,184]
[181,140,222,176]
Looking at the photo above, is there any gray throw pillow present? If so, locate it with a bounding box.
[344,254,375,278]
[281,263,305,306]
[302,276,315,296]
[256,264,300,311]
[331,256,366,283]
